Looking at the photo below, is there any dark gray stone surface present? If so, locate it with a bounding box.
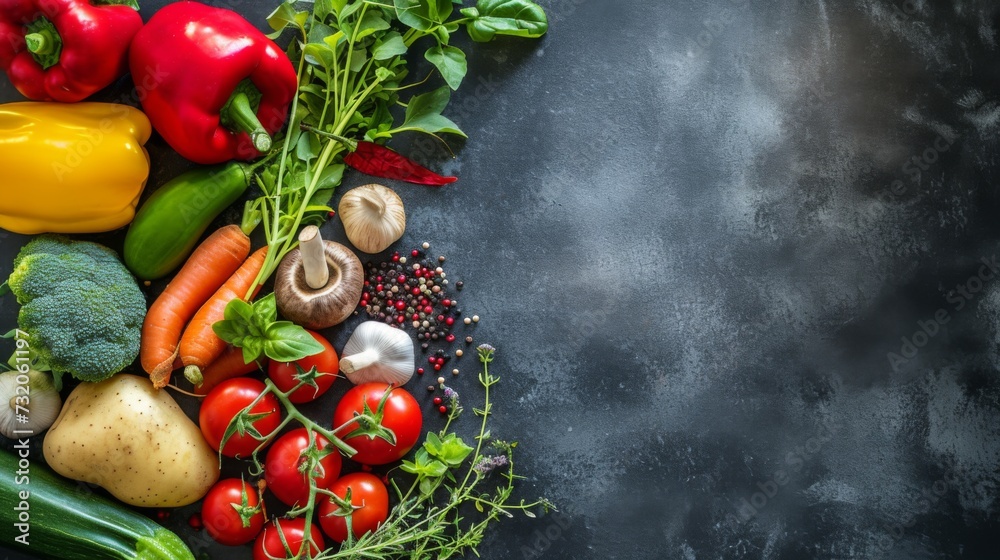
[2,0,999,559]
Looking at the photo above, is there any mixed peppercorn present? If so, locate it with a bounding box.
[359,243,479,409]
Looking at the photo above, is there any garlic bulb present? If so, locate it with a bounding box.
[340,321,415,386]
[0,369,62,438]
[338,184,405,253]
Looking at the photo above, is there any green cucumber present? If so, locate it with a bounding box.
[124,162,252,280]
[0,449,195,560]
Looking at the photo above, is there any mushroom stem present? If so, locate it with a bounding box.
[357,190,387,216]
[299,225,330,290]
[340,349,380,374]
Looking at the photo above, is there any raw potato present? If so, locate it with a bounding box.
[42,374,219,507]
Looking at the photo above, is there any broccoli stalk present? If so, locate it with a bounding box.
[3,235,147,387]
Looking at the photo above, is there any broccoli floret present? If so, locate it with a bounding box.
[5,235,146,383]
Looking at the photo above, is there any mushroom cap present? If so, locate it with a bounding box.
[338,184,406,254]
[275,240,364,330]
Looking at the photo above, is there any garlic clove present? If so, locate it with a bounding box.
[338,184,406,254]
[340,321,415,386]
[0,369,62,438]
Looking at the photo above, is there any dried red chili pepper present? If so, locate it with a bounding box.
[344,141,458,186]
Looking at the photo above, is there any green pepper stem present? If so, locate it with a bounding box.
[24,31,55,55]
[225,92,272,153]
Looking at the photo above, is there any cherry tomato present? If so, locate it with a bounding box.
[317,472,389,542]
[200,378,281,458]
[333,382,422,465]
[201,478,265,546]
[265,428,343,507]
[268,330,339,403]
[253,518,325,560]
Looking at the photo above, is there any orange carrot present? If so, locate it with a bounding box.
[194,345,269,396]
[141,225,251,388]
[179,246,268,382]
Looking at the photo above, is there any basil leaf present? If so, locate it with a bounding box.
[461,0,549,42]
[223,298,255,324]
[253,293,279,324]
[263,322,325,362]
[212,320,248,346]
[242,337,265,364]
[424,45,467,90]
[398,86,466,137]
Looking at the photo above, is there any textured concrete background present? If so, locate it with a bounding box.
[2,0,1000,559]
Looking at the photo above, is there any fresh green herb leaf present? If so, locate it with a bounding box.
[427,432,474,466]
[424,45,467,90]
[266,1,309,36]
[297,130,322,164]
[461,0,549,42]
[393,0,436,31]
[252,293,279,324]
[214,296,320,363]
[372,32,408,60]
[303,42,337,69]
[397,86,467,137]
[263,322,326,362]
[223,298,255,324]
[356,11,391,39]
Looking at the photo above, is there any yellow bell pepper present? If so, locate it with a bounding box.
[0,102,151,235]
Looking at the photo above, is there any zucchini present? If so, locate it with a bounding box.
[0,449,195,560]
[124,162,251,280]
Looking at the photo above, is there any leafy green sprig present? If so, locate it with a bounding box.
[241,0,549,297]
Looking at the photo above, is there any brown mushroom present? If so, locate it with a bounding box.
[274,226,364,329]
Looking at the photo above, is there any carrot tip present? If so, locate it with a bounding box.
[148,350,179,389]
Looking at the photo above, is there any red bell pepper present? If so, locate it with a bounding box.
[129,1,298,164]
[0,0,143,102]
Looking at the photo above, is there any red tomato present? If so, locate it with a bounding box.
[200,378,282,458]
[265,428,343,507]
[317,472,389,542]
[333,383,422,465]
[253,518,325,560]
[201,478,265,546]
[268,330,339,403]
